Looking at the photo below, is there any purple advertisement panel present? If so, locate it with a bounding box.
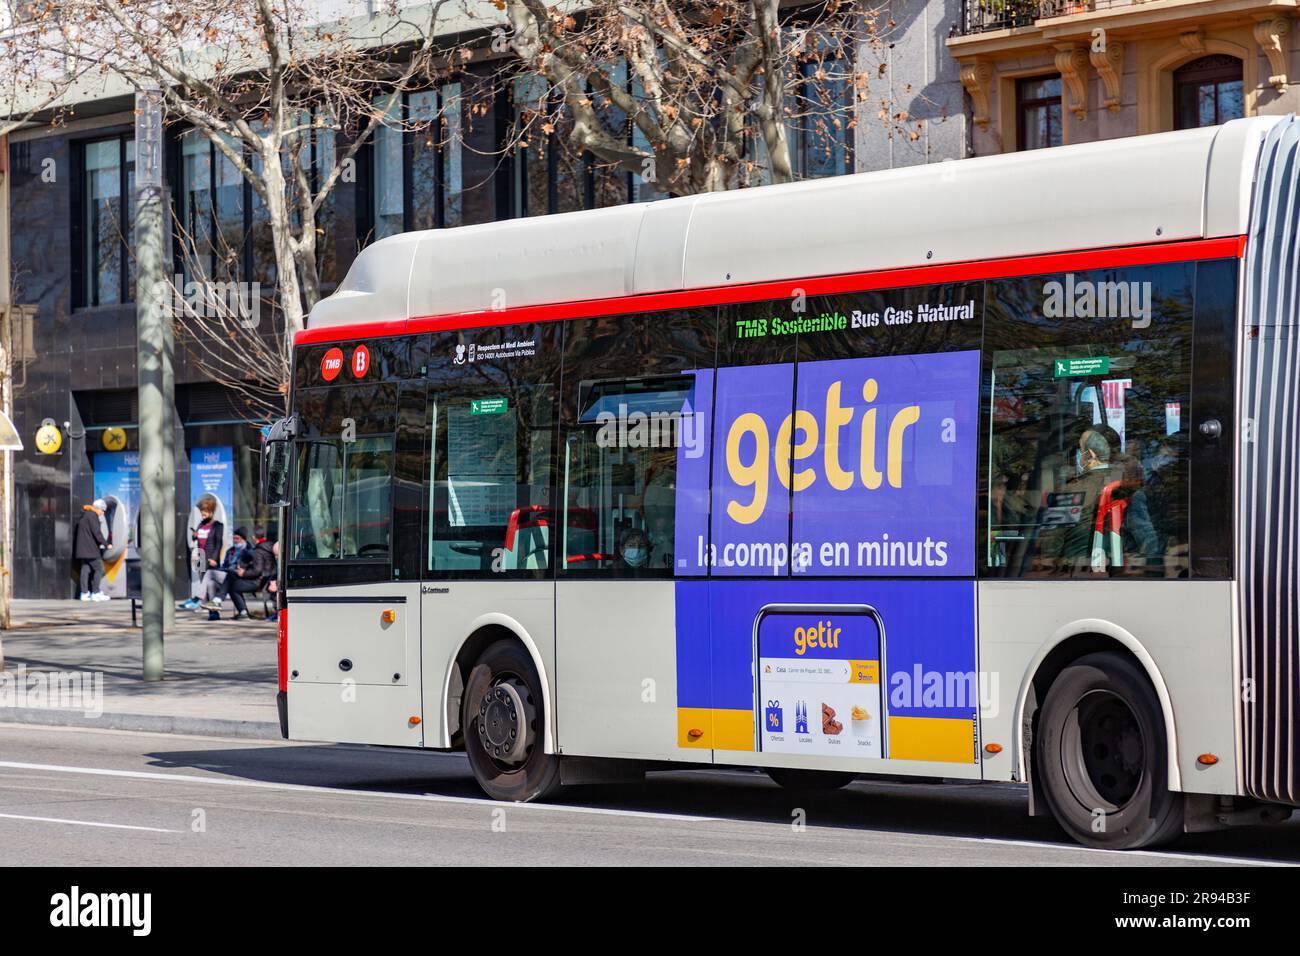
[704,362,796,576]
[792,351,979,576]
[680,350,979,577]
[671,369,714,576]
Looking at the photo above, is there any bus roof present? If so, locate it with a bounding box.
[303,115,1278,340]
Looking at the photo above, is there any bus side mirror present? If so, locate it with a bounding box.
[262,439,292,507]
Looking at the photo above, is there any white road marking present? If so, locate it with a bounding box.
[946,834,1293,867]
[0,811,179,833]
[0,760,719,823]
[0,759,1292,864]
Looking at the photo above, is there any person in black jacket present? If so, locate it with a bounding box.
[204,529,276,620]
[74,498,109,601]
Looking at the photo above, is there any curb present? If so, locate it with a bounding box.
[0,706,281,740]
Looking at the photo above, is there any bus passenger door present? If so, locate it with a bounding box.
[283,374,426,749]
[553,349,717,763]
[419,326,561,753]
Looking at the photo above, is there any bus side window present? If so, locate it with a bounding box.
[981,265,1195,579]
[341,436,394,558]
[425,322,560,579]
[294,440,343,559]
[559,309,717,578]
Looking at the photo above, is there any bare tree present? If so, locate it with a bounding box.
[50,0,463,373]
[501,0,880,196]
[0,1,98,137]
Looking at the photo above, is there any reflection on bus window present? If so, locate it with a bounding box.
[294,441,342,559]
[563,375,699,577]
[983,266,1193,578]
[293,436,395,561]
[341,436,394,557]
[427,384,555,576]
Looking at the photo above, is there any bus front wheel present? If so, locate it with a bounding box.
[1036,652,1183,850]
[463,639,561,802]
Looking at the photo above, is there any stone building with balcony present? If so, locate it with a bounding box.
[948,0,1300,152]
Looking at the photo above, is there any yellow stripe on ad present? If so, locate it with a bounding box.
[677,708,754,751]
[887,716,977,763]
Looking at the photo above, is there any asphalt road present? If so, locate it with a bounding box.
[0,724,1296,866]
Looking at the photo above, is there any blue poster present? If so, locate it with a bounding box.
[187,447,234,596]
[92,451,140,597]
[189,446,234,514]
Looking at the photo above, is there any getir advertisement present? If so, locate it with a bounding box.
[672,345,982,765]
[756,606,885,759]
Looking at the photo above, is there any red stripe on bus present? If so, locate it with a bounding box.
[294,235,1246,345]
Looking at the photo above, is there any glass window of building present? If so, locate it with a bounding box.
[370,85,468,238]
[1174,55,1244,130]
[372,93,405,240]
[1017,76,1063,151]
[78,135,135,307]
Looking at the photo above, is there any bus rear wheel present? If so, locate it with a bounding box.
[463,639,561,802]
[1036,652,1183,850]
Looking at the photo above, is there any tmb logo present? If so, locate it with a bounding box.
[321,347,344,382]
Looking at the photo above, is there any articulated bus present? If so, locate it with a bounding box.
[262,115,1300,850]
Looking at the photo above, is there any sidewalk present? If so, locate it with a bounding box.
[0,598,280,739]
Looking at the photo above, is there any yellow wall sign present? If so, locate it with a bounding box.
[34,421,62,454]
[102,426,127,451]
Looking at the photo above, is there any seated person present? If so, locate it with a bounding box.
[204,529,277,619]
[1037,428,1122,574]
[189,527,250,610]
[614,527,652,573]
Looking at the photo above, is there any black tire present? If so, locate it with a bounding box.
[1036,652,1183,849]
[766,768,858,791]
[463,639,561,802]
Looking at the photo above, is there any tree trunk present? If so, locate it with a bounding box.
[260,151,305,350]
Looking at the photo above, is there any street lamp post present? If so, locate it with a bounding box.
[135,86,173,680]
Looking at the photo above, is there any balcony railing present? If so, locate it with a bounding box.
[954,0,1041,36]
[953,0,1151,36]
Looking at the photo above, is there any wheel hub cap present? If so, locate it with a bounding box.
[478,680,530,766]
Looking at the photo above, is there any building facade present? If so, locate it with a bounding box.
[949,0,1300,152]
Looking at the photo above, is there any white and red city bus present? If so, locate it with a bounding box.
[262,115,1300,849]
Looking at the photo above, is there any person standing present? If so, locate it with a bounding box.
[74,498,110,601]
[189,494,224,599]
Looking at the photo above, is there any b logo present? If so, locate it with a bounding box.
[351,345,370,378]
[321,347,343,382]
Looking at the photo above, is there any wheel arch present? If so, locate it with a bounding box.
[439,612,555,754]
[1014,620,1182,797]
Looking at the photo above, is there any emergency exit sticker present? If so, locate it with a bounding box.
[471,397,508,415]
[1053,356,1110,378]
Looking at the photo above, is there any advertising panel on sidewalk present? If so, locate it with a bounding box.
[92,450,140,598]
[187,446,235,597]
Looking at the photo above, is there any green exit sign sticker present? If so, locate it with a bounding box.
[1053,356,1110,378]
[471,397,509,415]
